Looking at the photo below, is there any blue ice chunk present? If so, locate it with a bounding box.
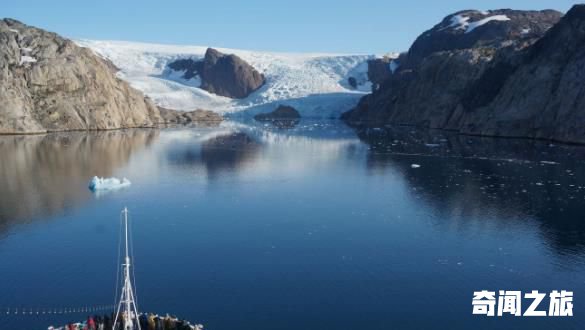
[88,176,131,192]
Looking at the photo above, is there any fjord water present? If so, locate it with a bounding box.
[0,121,584,330]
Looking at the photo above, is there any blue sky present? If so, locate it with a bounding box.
[2,0,577,53]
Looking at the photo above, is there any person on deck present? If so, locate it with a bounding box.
[139,313,148,329]
[147,313,156,330]
[154,315,163,330]
[88,316,96,330]
[103,314,112,330]
[163,314,173,330]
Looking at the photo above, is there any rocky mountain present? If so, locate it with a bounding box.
[167,48,265,99]
[342,8,583,141]
[407,9,561,65]
[0,18,163,134]
[456,5,585,143]
[366,54,400,91]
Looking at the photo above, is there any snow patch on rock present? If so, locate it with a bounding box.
[446,15,471,31]
[162,67,202,88]
[444,14,511,34]
[389,60,400,74]
[19,55,37,65]
[465,15,511,33]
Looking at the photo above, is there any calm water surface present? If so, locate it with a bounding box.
[0,120,584,329]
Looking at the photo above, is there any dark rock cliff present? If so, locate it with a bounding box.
[167,48,265,99]
[456,5,585,143]
[342,8,583,142]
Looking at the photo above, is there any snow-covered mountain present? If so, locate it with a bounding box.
[76,40,377,118]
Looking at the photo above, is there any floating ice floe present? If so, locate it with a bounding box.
[411,164,421,168]
[425,143,441,148]
[88,176,131,192]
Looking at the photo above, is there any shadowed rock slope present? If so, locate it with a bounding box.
[457,5,585,143]
[341,7,585,143]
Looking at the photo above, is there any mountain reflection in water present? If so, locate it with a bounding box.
[356,126,585,260]
[167,132,261,178]
[0,121,584,330]
[0,130,158,228]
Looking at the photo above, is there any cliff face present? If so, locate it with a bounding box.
[341,8,585,142]
[346,47,499,128]
[457,5,585,143]
[167,48,266,99]
[0,18,162,134]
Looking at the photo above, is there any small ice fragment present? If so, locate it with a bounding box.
[88,176,131,191]
[425,143,440,147]
[411,164,421,168]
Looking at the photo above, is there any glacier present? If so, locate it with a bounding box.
[76,40,380,118]
[88,176,131,192]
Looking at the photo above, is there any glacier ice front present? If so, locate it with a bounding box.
[88,176,131,191]
[74,40,377,118]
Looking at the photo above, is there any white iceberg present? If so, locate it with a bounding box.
[88,176,131,191]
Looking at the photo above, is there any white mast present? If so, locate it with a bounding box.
[114,207,141,330]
